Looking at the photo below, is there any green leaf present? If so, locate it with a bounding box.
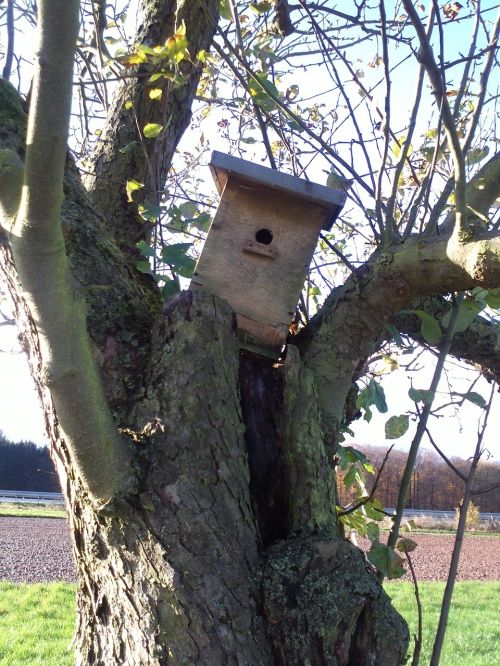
[119,141,138,154]
[385,415,410,440]
[192,212,211,232]
[136,240,155,257]
[250,1,272,13]
[364,499,385,521]
[135,259,152,274]
[371,379,388,414]
[248,74,280,112]
[138,204,166,222]
[441,298,482,333]
[485,288,500,309]
[367,543,406,579]
[408,388,435,404]
[160,243,196,278]
[326,170,352,191]
[338,509,368,537]
[143,123,163,139]
[386,323,404,346]
[178,201,198,218]
[366,522,380,544]
[415,310,442,344]
[343,465,357,489]
[125,179,143,202]
[466,146,489,165]
[356,379,387,419]
[462,391,487,408]
[219,0,234,21]
[164,21,190,63]
[162,278,180,298]
[241,137,257,144]
[401,309,442,344]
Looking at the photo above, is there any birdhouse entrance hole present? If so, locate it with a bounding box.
[255,228,273,245]
[191,151,347,358]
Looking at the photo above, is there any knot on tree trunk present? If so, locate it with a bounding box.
[261,536,409,666]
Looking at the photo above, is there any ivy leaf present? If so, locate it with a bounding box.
[136,240,155,257]
[160,243,196,278]
[143,123,163,139]
[367,543,406,579]
[125,179,143,202]
[138,204,166,222]
[385,414,409,440]
[408,388,435,404]
[162,278,180,298]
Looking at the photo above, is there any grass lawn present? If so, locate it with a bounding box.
[386,580,500,665]
[0,504,66,519]
[0,581,499,664]
[0,583,75,666]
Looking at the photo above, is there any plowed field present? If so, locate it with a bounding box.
[1,516,499,583]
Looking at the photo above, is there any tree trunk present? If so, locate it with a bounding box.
[58,290,407,665]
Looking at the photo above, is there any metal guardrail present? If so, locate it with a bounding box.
[0,489,64,505]
[385,508,500,521]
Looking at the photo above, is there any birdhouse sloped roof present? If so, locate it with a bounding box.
[209,151,347,231]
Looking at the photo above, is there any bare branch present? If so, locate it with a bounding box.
[2,0,15,81]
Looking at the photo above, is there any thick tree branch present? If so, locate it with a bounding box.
[2,0,134,505]
[441,151,500,234]
[296,233,500,443]
[395,297,500,384]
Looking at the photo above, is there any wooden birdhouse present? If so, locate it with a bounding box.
[191,151,347,358]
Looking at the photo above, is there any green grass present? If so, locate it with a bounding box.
[385,581,500,665]
[0,583,76,666]
[0,504,66,519]
[1,581,499,664]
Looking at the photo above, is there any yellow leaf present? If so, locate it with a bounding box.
[149,88,163,101]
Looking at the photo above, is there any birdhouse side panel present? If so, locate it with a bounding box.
[192,180,326,335]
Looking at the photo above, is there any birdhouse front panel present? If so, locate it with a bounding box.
[192,180,326,354]
[191,152,347,357]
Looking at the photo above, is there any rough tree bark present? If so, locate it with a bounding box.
[1,2,500,665]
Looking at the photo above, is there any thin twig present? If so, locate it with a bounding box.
[430,382,495,666]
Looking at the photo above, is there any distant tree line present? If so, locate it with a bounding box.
[338,444,500,513]
[0,432,60,492]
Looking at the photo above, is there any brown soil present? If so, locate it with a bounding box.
[1,516,499,583]
[357,532,500,581]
